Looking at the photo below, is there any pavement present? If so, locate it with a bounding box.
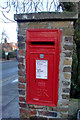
[2,78,20,119]
[0,59,20,119]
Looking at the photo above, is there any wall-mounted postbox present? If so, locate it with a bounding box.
[26,29,62,107]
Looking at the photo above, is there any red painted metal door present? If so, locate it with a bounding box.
[26,29,62,107]
[29,53,55,105]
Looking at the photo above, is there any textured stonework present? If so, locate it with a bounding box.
[14,12,77,119]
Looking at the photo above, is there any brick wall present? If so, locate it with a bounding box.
[14,12,77,119]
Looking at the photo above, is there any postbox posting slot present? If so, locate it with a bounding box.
[30,41,55,45]
[30,41,55,48]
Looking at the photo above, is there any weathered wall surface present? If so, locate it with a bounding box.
[14,12,77,119]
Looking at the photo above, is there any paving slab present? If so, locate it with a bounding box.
[2,78,20,119]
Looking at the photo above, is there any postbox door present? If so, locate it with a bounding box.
[27,52,56,105]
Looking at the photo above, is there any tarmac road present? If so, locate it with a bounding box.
[2,60,18,82]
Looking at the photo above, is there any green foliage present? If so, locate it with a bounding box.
[71,43,77,83]
[9,50,17,58]
[69,2,80,99]
[71,43,80,98]
[2,50,5,58]
[2,50,17,59]
[61,2,76,12]
[74,20,80,43]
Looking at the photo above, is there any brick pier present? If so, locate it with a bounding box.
[14,12,78,119]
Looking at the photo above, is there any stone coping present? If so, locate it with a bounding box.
[14,12,78,22]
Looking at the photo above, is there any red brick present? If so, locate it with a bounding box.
[18,49,25,56]
[18,70,25,76]
[18,90,25,95]
[20,108,27,114]
[19,96,25,102]
[18,43,25,49]
[19,77,26,83]
[18,35,25,42]
[18,63,25,69]
[20,108,36,117]
[19,102,26,108]
[18,83,25,89]
[18,57,24,63]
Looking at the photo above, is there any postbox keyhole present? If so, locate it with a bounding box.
[35,80,36,82]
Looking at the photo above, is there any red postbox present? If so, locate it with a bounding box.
[26,29,62,107]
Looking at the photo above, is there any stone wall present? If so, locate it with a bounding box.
[14,12,77,119]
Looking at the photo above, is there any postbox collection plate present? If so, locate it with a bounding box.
[36,60,48,79]
[26,29,62,107]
